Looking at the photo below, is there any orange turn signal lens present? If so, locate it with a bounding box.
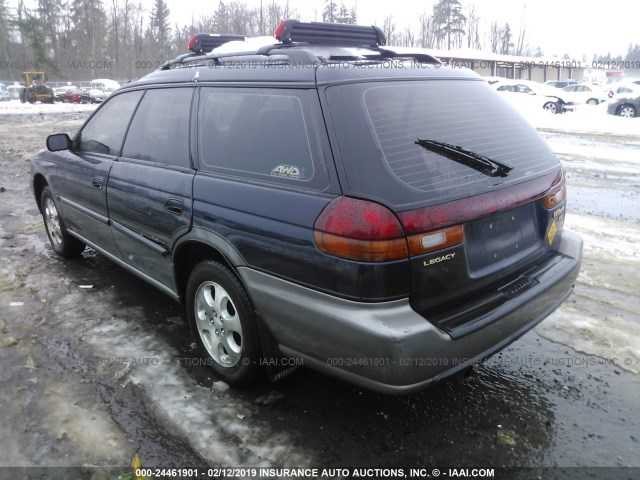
[542,176,566,209]
[313,231,408,262]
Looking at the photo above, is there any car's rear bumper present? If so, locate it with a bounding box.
[239,230,582,394]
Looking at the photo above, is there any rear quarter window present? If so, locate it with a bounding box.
[325,80,559,210]
[197,87,331,190]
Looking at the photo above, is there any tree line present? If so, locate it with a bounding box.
[0,0,638,83]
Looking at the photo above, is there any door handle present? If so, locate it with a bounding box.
[92,176,104,189]
[164,198,184,215]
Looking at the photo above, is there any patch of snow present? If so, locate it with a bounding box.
[0,100,97,115]
[512,101,640,138]
[536,213,640,374]
[51,295,312,468]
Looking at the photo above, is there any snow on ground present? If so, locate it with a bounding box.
[0,100,97,115]
[50,290,312,468]
[536,212,640,374]
[510,101,640,138]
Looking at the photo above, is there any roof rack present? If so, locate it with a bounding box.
[160,21,440,71]
[274,19,386,47]
[188,33,247,54]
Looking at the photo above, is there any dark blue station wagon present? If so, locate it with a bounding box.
[31,21,582,394]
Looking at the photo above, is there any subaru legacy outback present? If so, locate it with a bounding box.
[31,21,582,394]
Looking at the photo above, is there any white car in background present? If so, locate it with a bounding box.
[561,83,609,105]
[0,83,9,102]
[493,79,570,114]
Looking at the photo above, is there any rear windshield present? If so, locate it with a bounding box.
[325,80,559,210]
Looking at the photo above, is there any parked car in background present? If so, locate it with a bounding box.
[560,83,609,105]
[607,88,640,118]
[588,82,614,98]
[494,79,570,114]
[7,84,22,100]
[610,82,640,96]
[90,78,120,94]
[53,86,78,101]
[88,88,107,103]
[52,88,66,101]
[0,83,9,101]
[60,89,90,104]
[545,79,579,89]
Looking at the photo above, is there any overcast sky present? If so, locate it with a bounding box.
[11,0,638,59]
[160,0,637,59]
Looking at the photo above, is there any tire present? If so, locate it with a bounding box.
[586,98,598,105]
[186,261,261,385]
[543,102,557,114]
[619,105,637,118]
[40,187,85,258]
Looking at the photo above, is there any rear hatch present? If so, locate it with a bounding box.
[324,75,567,333]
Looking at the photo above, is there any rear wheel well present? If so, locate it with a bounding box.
[173,242,240,305]
[33,174,48,212]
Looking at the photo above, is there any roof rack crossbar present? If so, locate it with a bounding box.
[276,19,386,47]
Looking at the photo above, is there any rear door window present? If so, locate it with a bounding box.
[325,80,560,210]
[122,88,193,168]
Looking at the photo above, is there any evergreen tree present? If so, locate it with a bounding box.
[150,0,171,57]
[213,1,228,33]
[322,0,337,23]
[432,0,466,50]
[625,43,640,63]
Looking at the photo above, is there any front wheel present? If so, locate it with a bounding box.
[619,105,637,118]
[40,187,85,258]
[586,98,598,105]
[186,261,261,385]
[543,101,557,114]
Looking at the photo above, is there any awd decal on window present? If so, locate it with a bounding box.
[271,165,301,179]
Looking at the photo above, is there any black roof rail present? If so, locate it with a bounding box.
[373,48,440,64]
[275,19,386,47]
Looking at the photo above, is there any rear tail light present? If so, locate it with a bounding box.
[315,171,565,262]
[313,197,408,262]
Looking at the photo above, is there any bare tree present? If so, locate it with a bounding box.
[489,21,512,54]
[418,12,436,49]
[514,4,527,56]
[382,15,396,46]
[466,4,481,50]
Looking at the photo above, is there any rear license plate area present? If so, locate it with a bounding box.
[465,203,539,273]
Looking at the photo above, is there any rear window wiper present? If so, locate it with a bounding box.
[415,139,513,178]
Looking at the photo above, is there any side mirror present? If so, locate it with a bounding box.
[46,133,72,152]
